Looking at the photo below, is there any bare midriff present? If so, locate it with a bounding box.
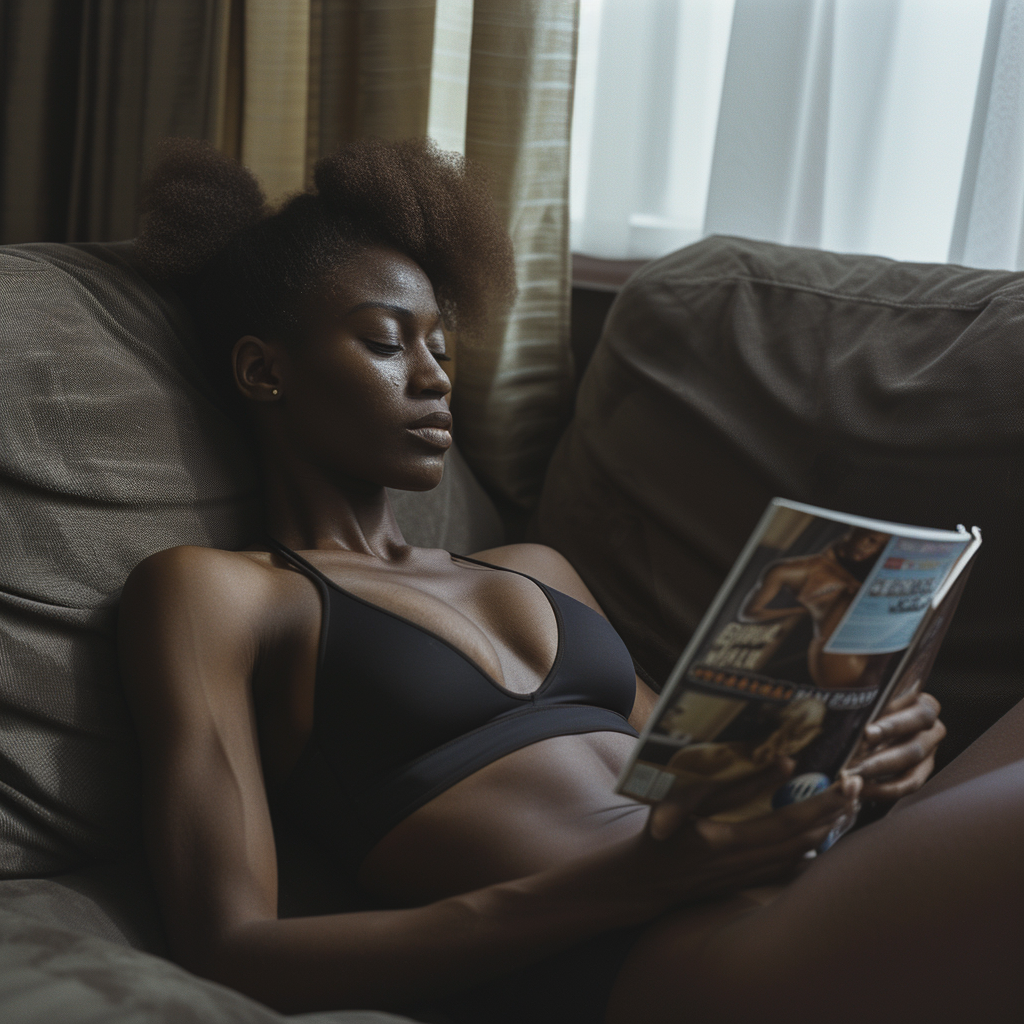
[357,731,647,905]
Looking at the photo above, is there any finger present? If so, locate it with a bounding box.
[648,800,689,842]
[862,693,940,747]
[854,719,946,780]
[860,755,935,802]
[696,814,841,884]
[697,775,860,853]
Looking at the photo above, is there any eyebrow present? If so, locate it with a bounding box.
[345,301,442,325]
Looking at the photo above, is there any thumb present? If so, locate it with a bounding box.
[648,800,689,842]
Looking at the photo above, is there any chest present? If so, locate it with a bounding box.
[254,557,562,784]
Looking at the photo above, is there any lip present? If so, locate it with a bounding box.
[406,409,453,450]
[406,425,453,450]
[408,410,453,430]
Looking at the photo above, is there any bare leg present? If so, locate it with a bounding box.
[609,699,1024,1024]
[894,694,1024,812]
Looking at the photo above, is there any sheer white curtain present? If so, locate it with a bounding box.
[571,0,1024,270]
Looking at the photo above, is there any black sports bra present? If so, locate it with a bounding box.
[267,539,639,869]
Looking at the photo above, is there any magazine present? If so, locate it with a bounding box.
[617,499,982,829]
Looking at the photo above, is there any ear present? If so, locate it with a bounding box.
[232,335,284,403]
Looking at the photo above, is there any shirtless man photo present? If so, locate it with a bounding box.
[740,528,890,689]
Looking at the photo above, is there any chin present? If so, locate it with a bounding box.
[388,456,446,492]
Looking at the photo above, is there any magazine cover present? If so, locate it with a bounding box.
[618,499,980,821]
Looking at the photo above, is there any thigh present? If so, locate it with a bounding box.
[608,758,1024,1024]
[893,694,1024,812]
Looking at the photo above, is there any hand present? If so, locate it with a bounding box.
[847,692,945,801]
[629,762,862,909]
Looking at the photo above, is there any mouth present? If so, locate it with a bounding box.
[406,410,453,449]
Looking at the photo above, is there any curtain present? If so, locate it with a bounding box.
[0,0,232,243]
[0,0,578,508]
[571,0,1024,272]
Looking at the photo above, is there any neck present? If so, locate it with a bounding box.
[259,451,409,561]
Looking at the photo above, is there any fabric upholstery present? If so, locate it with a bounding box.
[0,901,410,1024]
[533,235,1024,764]
[0,239,502,884]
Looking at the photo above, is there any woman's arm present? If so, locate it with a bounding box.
[119,545,855,1014]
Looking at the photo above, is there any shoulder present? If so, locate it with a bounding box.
[122,545,270,621]
[118,546,299,694]
[468,543,605,616]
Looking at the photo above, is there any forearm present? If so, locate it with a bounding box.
[202,840,654,1014]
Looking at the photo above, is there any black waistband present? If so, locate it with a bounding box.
[287,703,638,869]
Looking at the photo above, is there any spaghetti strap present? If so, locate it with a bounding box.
[265,537,332,671]
[447,550,552,591]
[266,536,336,588]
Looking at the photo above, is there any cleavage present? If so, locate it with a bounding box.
[321,558,559,695]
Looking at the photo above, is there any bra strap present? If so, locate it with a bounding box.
[447,551,552,592]
[266,537,336,587]
[265,537,332,671]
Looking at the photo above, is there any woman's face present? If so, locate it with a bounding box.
[265,246,454,492]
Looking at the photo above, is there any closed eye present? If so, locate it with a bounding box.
[432,351,452,363]
[364,340,402,355]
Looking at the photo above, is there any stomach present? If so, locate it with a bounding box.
[357,731,648,905]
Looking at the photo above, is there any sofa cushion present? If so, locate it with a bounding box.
[0,241,502,880]
[533,235,1024,764]
[0,902,415,1023]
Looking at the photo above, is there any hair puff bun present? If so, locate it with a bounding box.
[135,138,267,280]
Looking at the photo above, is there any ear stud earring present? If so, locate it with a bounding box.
[271,388,279,397]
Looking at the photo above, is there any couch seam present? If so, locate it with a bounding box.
[654,272,1024,312]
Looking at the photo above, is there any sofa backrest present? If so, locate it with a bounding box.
[0,242,502,878]
[534,235,1024,763]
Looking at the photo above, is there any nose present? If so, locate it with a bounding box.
[409,340,452,398]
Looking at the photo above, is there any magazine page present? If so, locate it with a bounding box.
[847,530,981,767]
[618,500,976,819]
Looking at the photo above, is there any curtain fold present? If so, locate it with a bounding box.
[0,1,84,242]
[71,0,231,242]
[455,0,578,507]
[948,0,1024,270]
[572,0,1024,271]
[308,0,436,158]
[0,0,579,509]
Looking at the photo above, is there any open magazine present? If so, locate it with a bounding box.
[618,499,982,831]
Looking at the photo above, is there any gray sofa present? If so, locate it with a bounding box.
[0,241,502,1022]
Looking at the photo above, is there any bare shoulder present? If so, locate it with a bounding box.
[124,544,259,596]
[469,542,606,616]
[118,546,288,701]
[121,544,294,623]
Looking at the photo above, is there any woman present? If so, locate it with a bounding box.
[119,138,1022,1024]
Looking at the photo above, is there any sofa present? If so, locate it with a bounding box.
[2,235,1022,1021]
